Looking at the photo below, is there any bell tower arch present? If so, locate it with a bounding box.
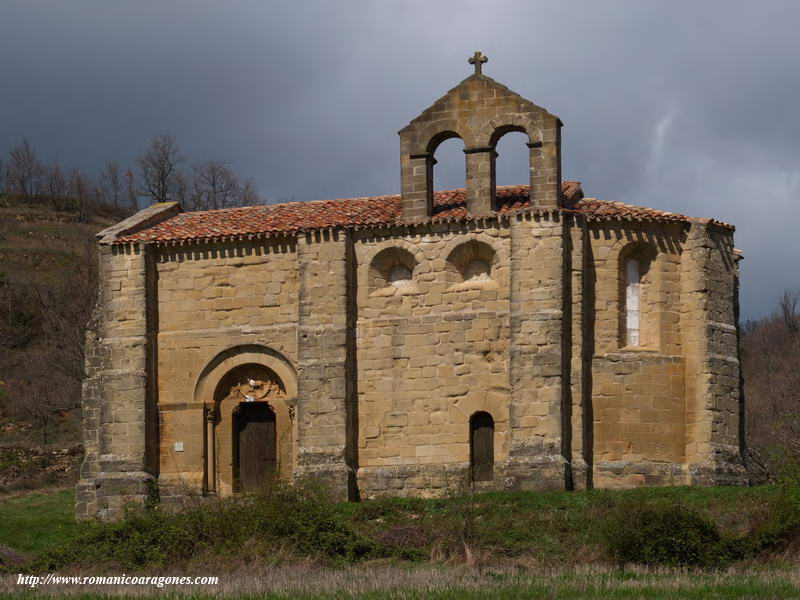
[398,52,563,220]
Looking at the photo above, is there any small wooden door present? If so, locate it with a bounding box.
[234,403,277,492]
[470,412,494,482]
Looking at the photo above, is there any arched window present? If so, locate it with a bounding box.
[445,239,497,290]
[368,246,418,296]
[470,411,494,482]
[625,257,641,347]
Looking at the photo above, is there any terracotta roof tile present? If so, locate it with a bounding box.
[115,182,732,244]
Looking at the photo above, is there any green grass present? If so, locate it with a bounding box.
[0,490,79,554]
[339,485,783,565]
[0,484,793,570]
[0,485,799,598]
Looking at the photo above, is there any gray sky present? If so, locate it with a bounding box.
[1,0,798,321]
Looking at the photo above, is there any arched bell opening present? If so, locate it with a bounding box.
[430,133,466,196]
[493,130,530,189]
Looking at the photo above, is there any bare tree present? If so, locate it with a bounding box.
[780,289,799,334]
[173,170,190,209]
[13,351,76,445]
[0,158,6,195]
[68,167,88,221]
[239,179,262,206]
[124,169,139,214]
[99,161,122,208]
[744,288,800,481]
[7,138,43,204]
[44,162,69,210]
[88,174,106,212]
[137,134,184,204]
[189,159,242,210]
[0,274,38,350]
[35,234,98,388]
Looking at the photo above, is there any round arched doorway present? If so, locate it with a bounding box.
[209,363,294,495]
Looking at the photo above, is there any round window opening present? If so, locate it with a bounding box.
[388,265,413,288]
[464,259,491,282]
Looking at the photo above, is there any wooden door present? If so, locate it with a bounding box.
[234,403,277,492]
[470,412,494,482]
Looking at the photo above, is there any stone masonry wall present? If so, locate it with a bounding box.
[76,243,155,520]
[505,212,567,490]
[152,238,299,500]
[354,211,570,496]
[586,221,689,487]
[354,221,512,496]
[681,223,746,485]
[295,230,353,500]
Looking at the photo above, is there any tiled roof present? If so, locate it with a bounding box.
[115,182,732,244]
[571,199,693,224]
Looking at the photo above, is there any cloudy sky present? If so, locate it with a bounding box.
[1,1,798,320]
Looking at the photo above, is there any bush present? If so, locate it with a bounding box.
[30,479,377,571]
[600,498,731,567]
[739,465,800,556]
[245,479,376,560]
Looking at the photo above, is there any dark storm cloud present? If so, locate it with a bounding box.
[1,0,798,320]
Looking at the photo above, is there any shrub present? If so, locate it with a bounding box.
[600,498,730,567]
[373,525,433,560]
[30,479,377,571]
[246,479,376,561]
[738,465,800,556]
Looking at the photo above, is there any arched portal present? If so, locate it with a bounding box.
[211,363,291,495]
[195,346,298,497]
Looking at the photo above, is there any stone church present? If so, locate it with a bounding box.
[77,54,746,520]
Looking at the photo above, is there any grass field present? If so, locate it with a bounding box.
[0,484,788,560]
[0,490,79,554]
[0,485,798,598]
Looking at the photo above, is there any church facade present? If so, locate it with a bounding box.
[77,55,746,520]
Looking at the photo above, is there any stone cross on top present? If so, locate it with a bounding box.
[468,51,488,75]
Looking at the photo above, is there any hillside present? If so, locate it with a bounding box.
[0,193,128,491]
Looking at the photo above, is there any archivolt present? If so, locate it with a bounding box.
[193,344,298,405]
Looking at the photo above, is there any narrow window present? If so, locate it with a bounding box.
[625,258,641,346]
[469,412,494,482]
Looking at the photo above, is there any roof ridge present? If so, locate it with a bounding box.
[171,183,576,218]
[112,182,734,245]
